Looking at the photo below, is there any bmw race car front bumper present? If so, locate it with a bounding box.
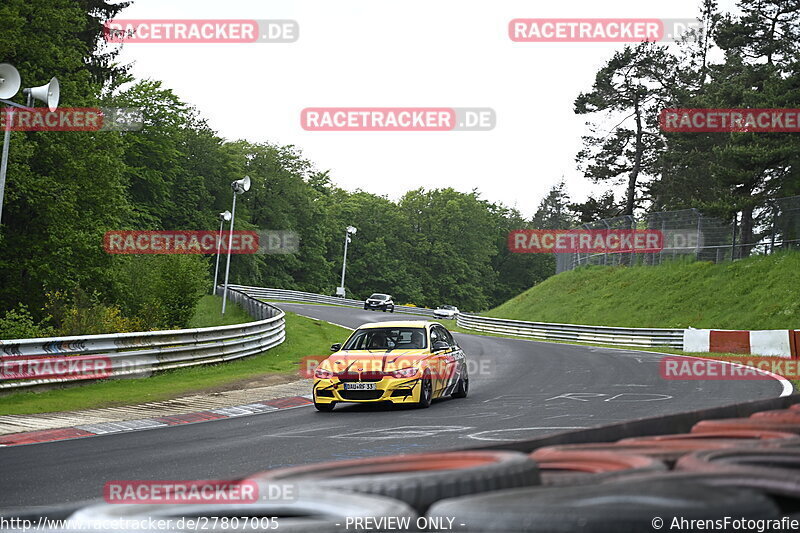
[313,376,424,404]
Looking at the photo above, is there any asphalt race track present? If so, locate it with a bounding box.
[0,303,788,509]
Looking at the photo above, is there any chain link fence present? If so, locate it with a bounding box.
[556,195,800,273]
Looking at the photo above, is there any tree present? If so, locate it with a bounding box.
[531,181,573,229]
[575,42,679,218]
[569,191,621,224]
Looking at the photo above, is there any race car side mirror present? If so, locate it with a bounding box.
[432,340,450,352]
[330,343,342,352]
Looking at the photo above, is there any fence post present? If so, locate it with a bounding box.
[731,212,738,261]
[695,210,702,261]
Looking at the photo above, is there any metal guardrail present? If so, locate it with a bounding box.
[456,313,684,348]
[229,285,439,318]
[231,285,681,348]
[0,287,285,390]
[232,285,681,348]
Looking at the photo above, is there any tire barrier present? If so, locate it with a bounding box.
[675,449,800,510]
[8,402,800,532]
[529,449,666,486]
[751,409,800,421]
[531,440,750,468]
[676,448,800,477]
[619,429,800,445]
[600,472,800,511]
[426,478,781,532]
[692,418,800,434]
[66,486,416,533]
[246,451,540,514]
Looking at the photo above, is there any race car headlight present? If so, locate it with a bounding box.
[314,367,333,379]
[392,367,419,379]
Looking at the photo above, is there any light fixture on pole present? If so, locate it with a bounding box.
[221,175,251,314]
[212,210,232,295]
[0,65,59,226]
[336,225,357,298]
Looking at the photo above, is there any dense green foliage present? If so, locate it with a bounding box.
[488,252,800,330]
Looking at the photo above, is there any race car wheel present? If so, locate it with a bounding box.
[417,370,433,408]
[389,306,394,313]
[451,366,469,399]
[314,401,336,412]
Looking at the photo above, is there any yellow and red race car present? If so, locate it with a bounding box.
[312,321,469,411]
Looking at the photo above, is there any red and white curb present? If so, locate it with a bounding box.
[0,395,313,447]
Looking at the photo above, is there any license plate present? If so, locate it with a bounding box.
[343,382,377,391]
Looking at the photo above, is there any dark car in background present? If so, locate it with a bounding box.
[364,293,395,312]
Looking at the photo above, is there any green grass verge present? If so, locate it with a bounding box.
[0,310,350,415]
[487,252,800,330]
[187,295,253,328]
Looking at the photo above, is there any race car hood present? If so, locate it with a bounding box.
[322,349,430,373]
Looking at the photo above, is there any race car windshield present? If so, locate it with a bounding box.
[369,294,389,300]
[343,327,427,350]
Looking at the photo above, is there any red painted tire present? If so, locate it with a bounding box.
[530,449,666,485]
[675,448,800,496]
[246,451,540,513]
[750,409,800,421]
[531,439,745,467]
[620,430,799,446]
[692,418,800,434]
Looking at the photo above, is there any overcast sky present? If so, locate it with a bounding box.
[111,0,738,217]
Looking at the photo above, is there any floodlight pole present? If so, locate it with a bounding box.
[0,108,12,225]
[212,212,230,295]
[340,230,350,289]
[221,193,238,315]
[221,177,250,314]
[338,226,357,297]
